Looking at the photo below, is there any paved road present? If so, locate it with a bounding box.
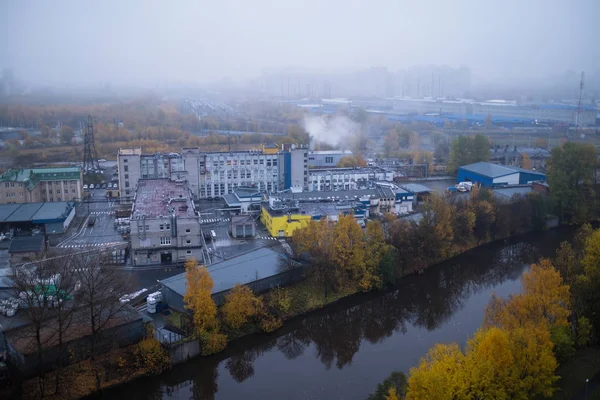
[57,189,125,249]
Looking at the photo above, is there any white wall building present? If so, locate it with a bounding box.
[308,167,396,191]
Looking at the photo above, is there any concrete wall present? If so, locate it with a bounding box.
[169,340,201,365]
[290,148,308,190]
[131,215,203,266]
[118,151,142,203]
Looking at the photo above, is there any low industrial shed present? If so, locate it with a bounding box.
[457,162,545,188]
[160,247,303,310]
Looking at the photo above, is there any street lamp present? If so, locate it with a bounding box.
[586,378,589,399]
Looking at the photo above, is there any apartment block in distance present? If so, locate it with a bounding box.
[130,178,203,266]
[0,167,83,204]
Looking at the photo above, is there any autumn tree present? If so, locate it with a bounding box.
[361,221,390,291]
[337,154,367,168]
[417,194,454,262]
[222,284,260,330]
[332,214,366,289]
[183,258,217,334]
[520,152,532,169]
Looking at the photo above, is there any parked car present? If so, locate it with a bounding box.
[90,184,95,189]
[83,184,89,190]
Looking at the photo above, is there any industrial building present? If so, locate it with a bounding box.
[308,167,396,191]
[160,247,302,308]
[0,201,76,234]
[117,149,185,204]
[457,162,546,188]
[230,215,256,238]
[129,179,203,266]
[307,150,354,168]
[0,167,83,204]
[223,187,265,213]
[391,98,597,126]
[118,145,309,202]
[260,187,400,237]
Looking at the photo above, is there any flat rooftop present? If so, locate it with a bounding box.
[118,148,142,156]
[132,179,196,219]
[459,162,518,178]
[0,202,74,223]
[275,187,395,202]
[161,247,296,296]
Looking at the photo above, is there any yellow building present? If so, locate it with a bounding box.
[261,204,312,237]
[262,143,279,155]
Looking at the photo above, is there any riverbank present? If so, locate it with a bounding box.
[13,226,575,400]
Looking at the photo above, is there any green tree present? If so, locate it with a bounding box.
[368,371,408,400]
[546,142,597,222]
[448,134,490,173]
[60,125,75,144]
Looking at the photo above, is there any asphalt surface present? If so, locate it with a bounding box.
[57,188,124,249]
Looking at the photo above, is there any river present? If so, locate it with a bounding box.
[103,227,577,400]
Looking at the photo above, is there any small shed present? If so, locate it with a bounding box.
[230,215,256,238]
[8,235,45,264]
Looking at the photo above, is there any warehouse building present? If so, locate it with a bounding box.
[160,247,302,308]
[457,162,546,188]
[129,179,203,266]
[0,201,76,234]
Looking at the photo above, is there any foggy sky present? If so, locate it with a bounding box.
[2,0,599,86]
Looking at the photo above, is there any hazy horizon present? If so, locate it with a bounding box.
[2,0,599,87]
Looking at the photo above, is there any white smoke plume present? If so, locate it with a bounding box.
[302,115,360,149]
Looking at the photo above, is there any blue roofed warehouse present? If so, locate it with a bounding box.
[457,162,545,188]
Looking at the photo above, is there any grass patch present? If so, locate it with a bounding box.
[550,347,600,400]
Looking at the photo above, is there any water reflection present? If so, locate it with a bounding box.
[103,231,571,400]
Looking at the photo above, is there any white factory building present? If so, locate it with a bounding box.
[307,167,397,191]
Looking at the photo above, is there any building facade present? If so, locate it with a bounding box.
[119,145,309,202]
[0,167,83,204]
[130,179,204,266]
[307,150,353,168]
[308,167,395,191]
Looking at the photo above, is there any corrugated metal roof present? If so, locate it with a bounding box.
[161,247,294,296]
[459,162,518,178]
[8,235,44,253]
[401,183,432,193]
[0,204,21,222]
[32,202,73,223]
[4,203,44,222]
[493,186,533,200]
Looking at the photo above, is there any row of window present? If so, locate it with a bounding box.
[201,158,278,168]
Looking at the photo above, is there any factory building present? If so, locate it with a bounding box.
[118,145,309,202]
[0,167,83,204]
[308,167,396,191]
[118,149,185,204]
[457,162,546,188]
[129,179,203,266]
[261,187,397,237]
[391,98,597,126]
[307,150,354,168]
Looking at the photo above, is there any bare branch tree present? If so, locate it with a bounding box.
[72,251,132,390]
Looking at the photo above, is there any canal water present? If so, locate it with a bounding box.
[104,227,576,400]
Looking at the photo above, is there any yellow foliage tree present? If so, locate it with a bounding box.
[333,214,366,288]
[521,153,532,169]
[385,387,399,400]
[406,343,465,400]
[222,284,260,330]
[183,259,217,334]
